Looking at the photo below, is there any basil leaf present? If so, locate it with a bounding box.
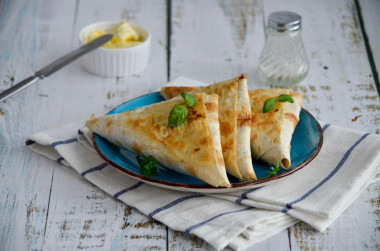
[263,97,276,113]
[277,94,294,103]
[266,160,281,177]
[275,160,280,169]
[180,92,196,107]
[136,156,157,177]
[168,105,188,127]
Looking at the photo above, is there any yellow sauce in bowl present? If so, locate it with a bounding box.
[87,21,143,49]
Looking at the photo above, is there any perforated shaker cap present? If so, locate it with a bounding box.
[268,11,301,32]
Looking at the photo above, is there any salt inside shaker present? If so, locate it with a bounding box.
[258,11,309,87]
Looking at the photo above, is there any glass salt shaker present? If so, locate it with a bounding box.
[258,11,309,87]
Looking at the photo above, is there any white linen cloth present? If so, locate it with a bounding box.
[26,77,380,251]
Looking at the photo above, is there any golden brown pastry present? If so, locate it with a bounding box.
[249,89,303,169]
[160,75,256,180]
[86,93,231,188]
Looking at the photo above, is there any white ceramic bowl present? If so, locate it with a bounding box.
[79,21,151,78]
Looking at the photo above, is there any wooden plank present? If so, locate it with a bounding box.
[0,0,77,250]
[168,231,211,250]
[168,0,290,249]
[41,0,169,250]
[358,0,380,95]
[169,0,267,89]
[261,0,380,250]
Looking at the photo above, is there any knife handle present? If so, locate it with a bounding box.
[0,76,39,102]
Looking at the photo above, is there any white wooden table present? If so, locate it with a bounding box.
[1,0,379,250]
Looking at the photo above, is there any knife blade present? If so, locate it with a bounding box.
[0,34,113,102]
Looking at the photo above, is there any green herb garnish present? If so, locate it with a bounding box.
[168,105,188,127]
[136,155,157,177]
[263,94,294,113]
[181,92,196,107]
[277,94,294,103]
[263,97,276,113]
[266,160,280,177]
[168,92,196,127]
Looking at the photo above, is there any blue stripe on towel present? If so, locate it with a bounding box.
[81,162,108,177]
[57,157,64,165]
[282,133,370,213]
[25,140,36,146]
[282,207,290,213]
[51,138,78,148]
[236,186,263,204]
[114,182,144,198]
[322,124,331,132]
[149,194,205,217]
[185,207,254,233]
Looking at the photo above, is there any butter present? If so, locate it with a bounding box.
[87,21,142,49]
[111,21,140,41]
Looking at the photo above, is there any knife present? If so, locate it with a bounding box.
[0,34,113,102]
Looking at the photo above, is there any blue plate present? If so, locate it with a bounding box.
[93,92,323,193]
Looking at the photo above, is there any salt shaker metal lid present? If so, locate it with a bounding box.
[268,11,302,32]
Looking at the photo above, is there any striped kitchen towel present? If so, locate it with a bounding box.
[26,119,297,251]
[209,123,380,232]
[26,77,380,251]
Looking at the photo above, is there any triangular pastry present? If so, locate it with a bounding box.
[86,93,231,188]
[248,89,303,169]
[160,75,256,180]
